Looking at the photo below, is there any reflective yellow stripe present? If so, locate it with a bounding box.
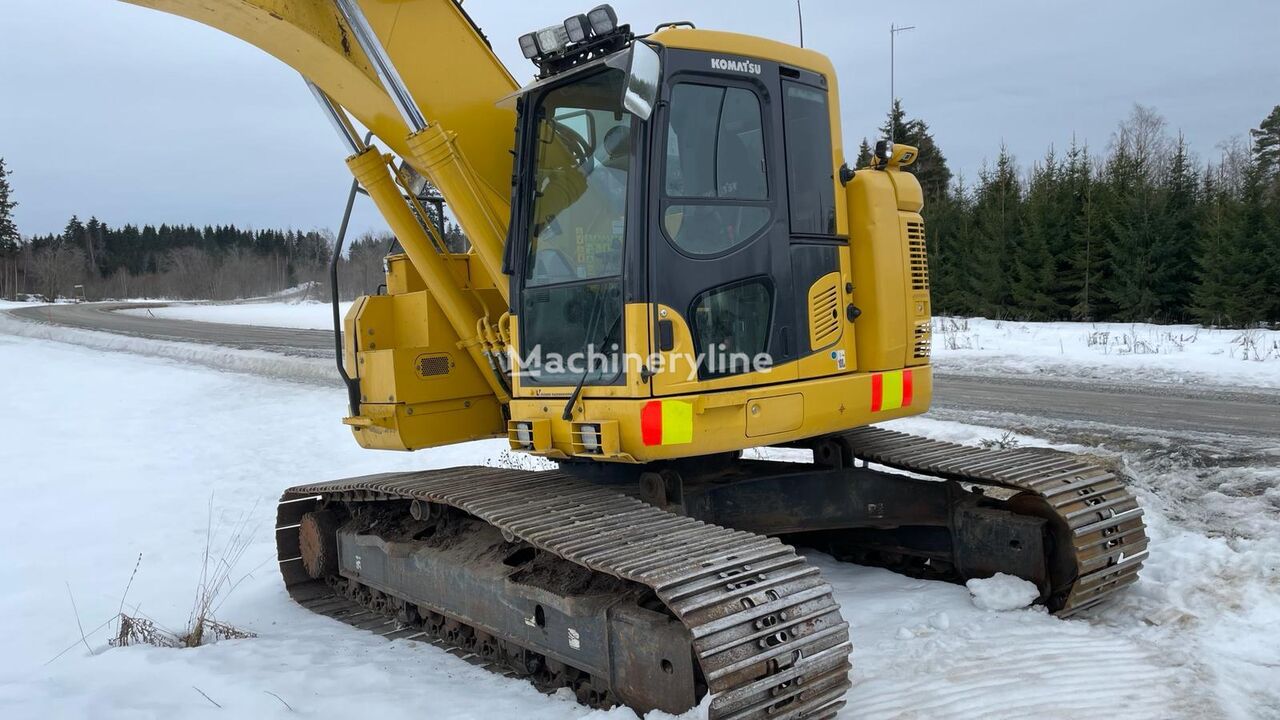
[880,370,904,411]
[661,401,693,445]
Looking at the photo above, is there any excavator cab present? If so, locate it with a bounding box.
[502,19,933,463]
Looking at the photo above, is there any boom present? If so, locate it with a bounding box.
[123,0,518,302]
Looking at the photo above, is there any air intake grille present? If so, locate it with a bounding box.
[416,354,452,378]
[913,320,932,359]
[906,221,930,292]
[808,274,842,350]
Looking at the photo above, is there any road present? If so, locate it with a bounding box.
[7,302,1278,442]
[8,302,333,357]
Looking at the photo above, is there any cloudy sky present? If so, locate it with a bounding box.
[2,0,1278,238]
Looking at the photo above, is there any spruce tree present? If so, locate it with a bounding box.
[967,147,1021,316]
[62,215,86,251]
[855,138,873,168]
[0,158,18,299]
[1098,107,1171,321]
[1060,142,1101,319]
[1012,149,1066,318]
[1250,105,1280,179]
[1191,169,1238,325]
[1152,136,1199,320]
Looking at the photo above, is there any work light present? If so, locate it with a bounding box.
[535,24,569,55]
[586,4,617,35]
[563,14,590,43]
[518,32,539,58]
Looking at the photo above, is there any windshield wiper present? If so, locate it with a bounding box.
[561,289,612,420]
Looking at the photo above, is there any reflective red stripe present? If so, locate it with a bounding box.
[902,369,914,407]
[870,373,883,412]
[640,400,663,446]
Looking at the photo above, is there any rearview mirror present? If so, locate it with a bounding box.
[622,42,659,121]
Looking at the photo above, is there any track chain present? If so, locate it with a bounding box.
[837,427,1149,615]
[277,467,852,720]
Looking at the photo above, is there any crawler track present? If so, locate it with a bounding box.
[277,468,852,720]
[838,427,1149,615]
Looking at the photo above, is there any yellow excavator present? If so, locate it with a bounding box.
[122,2,1149,716]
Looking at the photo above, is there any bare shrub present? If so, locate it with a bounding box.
[110,499,258,649]
[979,431,1021,451]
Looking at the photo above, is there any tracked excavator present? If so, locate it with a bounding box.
[123,1,1149,716]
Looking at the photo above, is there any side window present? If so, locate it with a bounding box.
[691,279,773,378]
[663,83,771,256]
[782,82,835,235]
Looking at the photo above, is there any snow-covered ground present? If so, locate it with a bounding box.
[120,301,353,330]
[932,317,1280,389]
[0,331,1276,719]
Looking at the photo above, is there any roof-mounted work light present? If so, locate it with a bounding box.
[535,24,570,55]
[563,14,590,43]
[518,32,539,59]
[587,5,618,36]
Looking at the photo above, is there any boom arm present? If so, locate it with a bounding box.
[121,0,519,302]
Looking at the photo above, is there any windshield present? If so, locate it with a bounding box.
[520,68,632,386]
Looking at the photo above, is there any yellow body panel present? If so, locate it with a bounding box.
[511,366,931,463]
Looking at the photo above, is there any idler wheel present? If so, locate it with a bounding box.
[299,510,340,579]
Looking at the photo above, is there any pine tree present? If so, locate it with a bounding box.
[922,181,968,314]
[1191,169,1239,325]
[1097,107,1173,321]
[966,147,1021,316]
[1152,136,1199,320]
[1250,105,1280,180]
[855,138,873,169]
[0,158,18,299]
[1012,149,1066,318]
[1060,142,1102,319]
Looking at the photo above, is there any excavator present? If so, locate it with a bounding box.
[122,1,1149,717]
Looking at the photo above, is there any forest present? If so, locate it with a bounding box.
[858,102,1280,325]
[0,102,1277,325]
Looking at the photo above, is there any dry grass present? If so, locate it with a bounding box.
[1229,329,1280,362]
[110,497,258,649]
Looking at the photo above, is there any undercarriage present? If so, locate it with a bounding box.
[277,428,1147,719]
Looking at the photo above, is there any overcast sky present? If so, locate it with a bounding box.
[2,0,1278,238]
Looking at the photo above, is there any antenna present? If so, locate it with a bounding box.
[796,0,805,48]
[889,23,915,142]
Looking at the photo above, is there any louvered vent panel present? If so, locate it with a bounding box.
[913,320,932,359]
[808,274,842,351]
[906,221,930,292]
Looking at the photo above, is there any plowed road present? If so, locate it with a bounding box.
[8,302,1279,442]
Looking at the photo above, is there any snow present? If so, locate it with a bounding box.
[119,301,352,330]
[966,573,1041,611]
[0,332,1276,719]
[932,317,1280,388]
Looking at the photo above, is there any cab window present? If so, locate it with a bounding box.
[662,83,771,256]
[781,81,836,235]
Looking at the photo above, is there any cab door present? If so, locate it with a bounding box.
[647,53,799,396]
